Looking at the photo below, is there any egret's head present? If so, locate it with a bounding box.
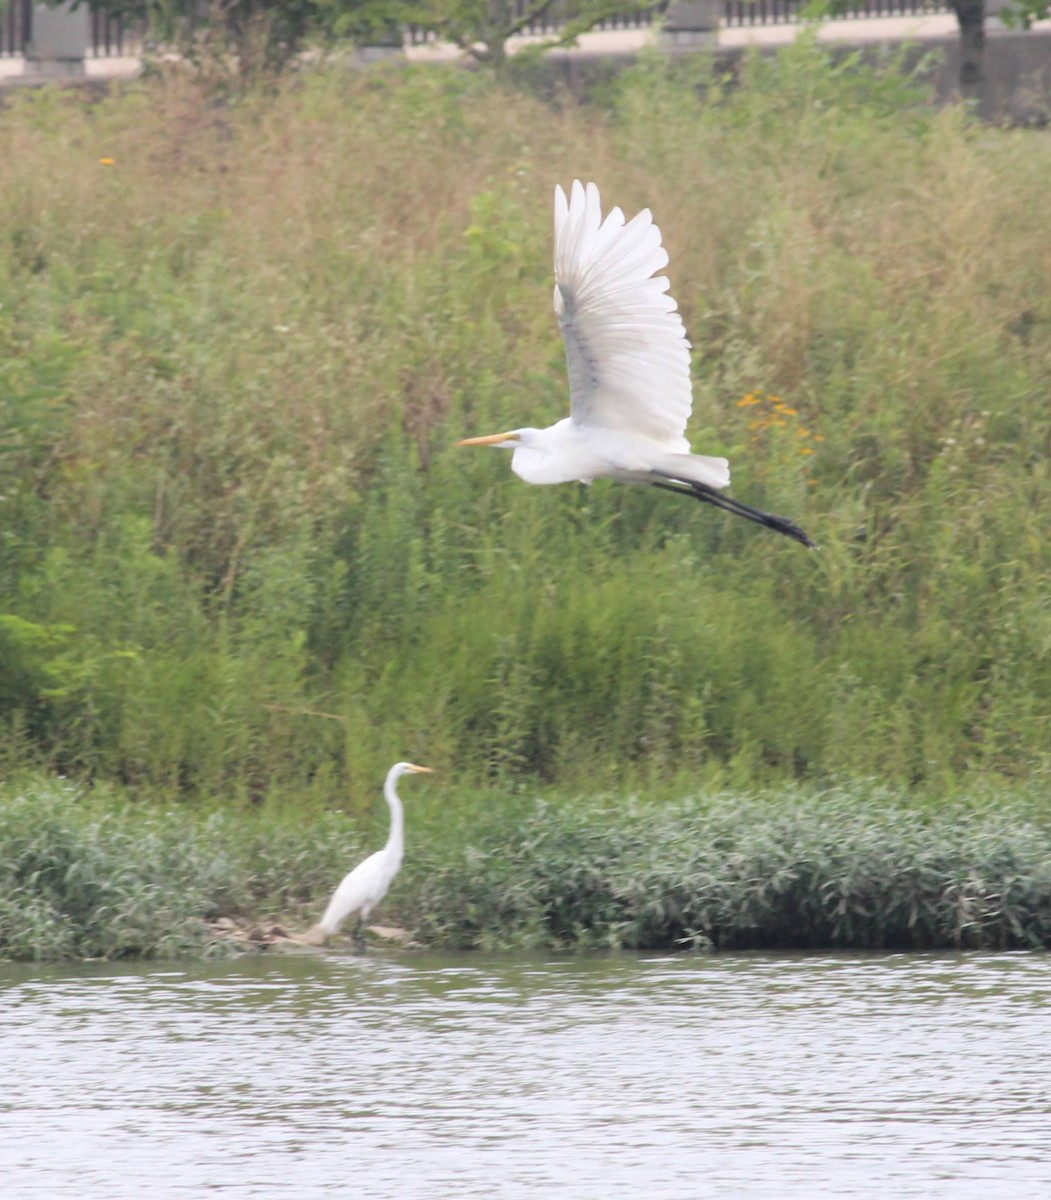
[385,761,436,792]
[392,762,435,775]
[456,422,572,486]
[456,430,523,450]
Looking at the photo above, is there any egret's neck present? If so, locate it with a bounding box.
[383,771,405,855]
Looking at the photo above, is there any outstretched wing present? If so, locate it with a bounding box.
[553,180,694,450]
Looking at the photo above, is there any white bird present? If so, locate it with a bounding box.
[457,180,814,548]
[302,761,434,949]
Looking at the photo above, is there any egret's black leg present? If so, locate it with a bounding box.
[352,918,368,955]
[651,479,816,549]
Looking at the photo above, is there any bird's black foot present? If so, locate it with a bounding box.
[652,478,816,549]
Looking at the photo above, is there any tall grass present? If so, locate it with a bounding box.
[1,42,1050,802]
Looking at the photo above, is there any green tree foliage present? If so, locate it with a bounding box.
[71,0,404,75]
[405,0,656,69]
[70,0,654,76]
[999,0,1051,25]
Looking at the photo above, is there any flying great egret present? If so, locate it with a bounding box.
[457,181,815,548]
[302,761,434,949]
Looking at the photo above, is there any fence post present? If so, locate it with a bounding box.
[661,0,721,46]
[25,1,91,77]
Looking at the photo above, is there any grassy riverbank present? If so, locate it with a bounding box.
[2,45,1051,959]
[1,43,1049,799]
[3,776,1050,960]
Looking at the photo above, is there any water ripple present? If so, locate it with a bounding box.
[2,952,1050,1197]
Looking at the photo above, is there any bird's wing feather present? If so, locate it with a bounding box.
[319,851,385,933]
[554,180,693,448]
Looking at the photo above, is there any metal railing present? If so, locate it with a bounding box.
[2,0,953,66]
[90,8,126,55]
[1,0,32,56]
[1,2,134,58]
[724,0,947,24]
[406,0,947,42]
[406,2,667,44]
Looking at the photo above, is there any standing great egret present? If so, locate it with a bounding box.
[302,762,434,949]
[457,180,815,549]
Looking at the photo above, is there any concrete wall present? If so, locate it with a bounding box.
[26,2,91,76]
[527,30,1051,124]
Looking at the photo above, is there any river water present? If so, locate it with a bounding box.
[2,950,1050,1198]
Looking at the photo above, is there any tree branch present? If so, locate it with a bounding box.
[546,0,656,46]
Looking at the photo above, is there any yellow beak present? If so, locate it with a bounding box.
[456,432,518,447]
[407,764,436,774]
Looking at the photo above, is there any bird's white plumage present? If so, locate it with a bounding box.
[553,180,696,454]
[317,847,400,934]
[455,181,814,548]
[312,761,432,940]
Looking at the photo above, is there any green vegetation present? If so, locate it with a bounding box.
[409,781,1051,952]
[0,777,357,959]
[3,776,1050,959]
[3,45,1049,800]
[1,44,1050,958]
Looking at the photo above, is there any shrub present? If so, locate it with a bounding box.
[406,783,1051,952]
